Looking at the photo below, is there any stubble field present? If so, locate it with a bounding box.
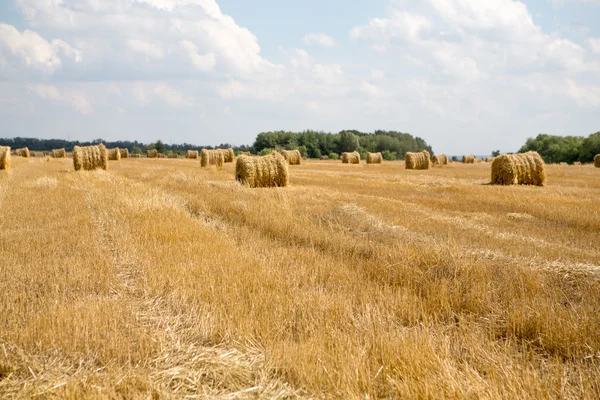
[0,156,599,399]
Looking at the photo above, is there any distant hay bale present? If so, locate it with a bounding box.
[147,149,158,158]
[0,146,11,170]
[15,147,30,158]
[595,154,600,168]
[405,150,430,170]
[366,152,382,164]
[235,153,289,188]
[491,151,546,186]
[320,155,329,160]
[573,161,581,166]
[186,150,199,159]
[158,153,166,158]
[52,148,66,158]
[201,149,224,167]
[342,151,361,164]
[108,148,121,161]
[281,149,302,165]
[168,153,179,159]
[131,153,141,158]
[220,148,235,163]
[432,154,448,166]
[120,148,129,158]
[485,157,494,162]
[462,155,475,164]
[239,151,251,156]
[73,144,108,171]
[559,162,567,166]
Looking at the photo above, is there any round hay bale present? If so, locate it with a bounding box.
[235,153,289,188]
[120,148,129,158]
[594,154,600,168]
[491,151,546,186]
[108,148,121,161]
[432,154,448,166]
[147,149,158,158]
[201,149,224,167]
[158,153,166,158]
[15,147,30,158]
[342,151,361,164]
[52,148,66,158]
[73,144,108,171]
[366,152,382,164]
[0,146,11,170]
[405,150,430,170]
[220,148,235,163]
[462,155,475,164]
[320,155,329,160]
[168,153,179,159]
[281,149,302,165]
[186,150,199,159]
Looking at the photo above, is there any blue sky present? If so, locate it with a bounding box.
[1,0,599,153]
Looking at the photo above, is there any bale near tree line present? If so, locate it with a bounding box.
[366,152,382,164]
[15,147,30,158]
[432,154,448,165]
[0,146,11,170]
[235,152,289,188]
[168,153,179,159]
[120,148,129,158]
[73,144,108,171]
[595,154,600,168]
[147,149,158,158]
[158,153,166,158]
[201,149,224,167]
[108,148,121,161]
[281,149,302,165]
[406,150,430,170]
[462,155,475,164]
[52,148,66,158]
[220,148,235,163]
[130,154,141,158]
[342,151,361,164]
[187,150,199,159]
[491,151,546,186]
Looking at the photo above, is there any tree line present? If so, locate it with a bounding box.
[519,132,600,164]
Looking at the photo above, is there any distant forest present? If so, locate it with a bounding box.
[519,132,600,164]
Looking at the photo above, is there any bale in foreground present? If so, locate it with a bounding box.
[108,148,121,161]
[236,153,289,188]
[201,149,224,167]
[406,150,430,170]
[281,149,302,165]
[221,148,235,163]
[52,148,66,158]
[462,155,475,164]
[342,151,361,164]
[0,146,11,170]
[73,144,108,171]
[366,152,382,164]
[595,154,600,168]
[491,151,546,186]
[186,150,199,159]
[15,147,30,158]
[432,154,448,166]
[147,149,158,158]
[120,148,129,158]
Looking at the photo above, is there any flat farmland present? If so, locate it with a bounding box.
[1,157,599,399]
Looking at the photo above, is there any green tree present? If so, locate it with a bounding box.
[579,132,600,162]
[338,131,359,153]
[131,146,142,154]
[491,150,500,157]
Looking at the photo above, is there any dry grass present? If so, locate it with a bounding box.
[1,158,599,398]
[107,148,121,161]
[235,152,289,187]
[73,144,108,171]
[406,150,431,170]
[0,146,11,170]
[366,152,383,164]
[201,149,224,167]
[491,151,546,186]
[186,150,199,159]
[342,151,360,164]
[281,149,302,165]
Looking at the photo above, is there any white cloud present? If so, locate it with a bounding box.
[350,11,432,50]
[564,79,600,107]
[27,83,93,114]
[589,37,600,54]
[27,84,62,100]
[303,33,336,47]
[154,83,191,108]
[126,39,165,59]
[360,82,382,97]
[179,40,216,72]
[71,93,93,114]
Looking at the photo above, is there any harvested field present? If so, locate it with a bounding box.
[1,158,599,399]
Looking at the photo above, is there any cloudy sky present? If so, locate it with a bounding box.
[0,0,599,153]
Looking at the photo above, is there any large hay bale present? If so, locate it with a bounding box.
[220,148,235,163]
[235,153,289,188]
[405,150,430,170]
[147,149,158,158]
[201,149,224,167]
[281,149,302,165]
[15,147,30,158]
[186,150,199,159]
[342,151,361,164]
[595,154,600,168]
[0,146,11,170]
[52,148,66,158]
[432,154,448,166]
[120,148,129,158]
[73,144,108,171]
[108,148,121,161]
[366,152,382,164]
[491,151,546,186]
[462,155,475,164]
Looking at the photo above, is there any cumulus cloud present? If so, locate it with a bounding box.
[26,84,94,114]
[303,33,336,47]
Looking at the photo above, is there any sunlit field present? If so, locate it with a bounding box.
[1,156,599,399]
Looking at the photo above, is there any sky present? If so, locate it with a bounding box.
[0,0,599,153]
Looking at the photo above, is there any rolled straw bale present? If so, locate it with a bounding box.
[147,149,158,158]
[158,153,166,158]
[168,153,179,159]
[120,148,129,158]
[366,152,382,164]
[432,154,448,166]
[491,151,546,186]
[201,149,224,167]
[462,155,475,164]
[108,148,121,161]
[235,153,289,188]
[405,150,430,170]
[73,144,108,171]
[52,148,66,158]
[320,155,330,160]
[220,148,235,163]
[15,147,30,158]
[341,151,361,164]
[281,149,302,165]
[0,146,11,170]
[595,154,600,168]
[186,150,199,159]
